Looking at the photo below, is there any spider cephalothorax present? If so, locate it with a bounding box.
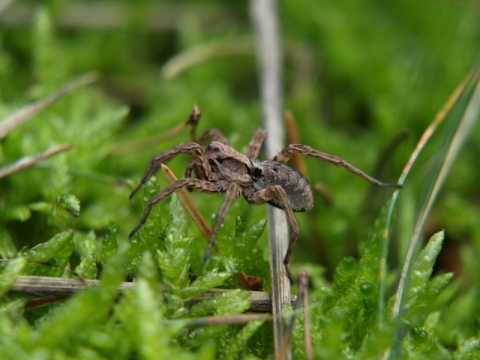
[129,106,401,283]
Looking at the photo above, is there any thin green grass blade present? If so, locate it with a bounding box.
[377,63,480,327]
[392,64,480,318]
[380,63,480,358]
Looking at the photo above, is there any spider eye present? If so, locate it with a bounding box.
[253,168,262,177]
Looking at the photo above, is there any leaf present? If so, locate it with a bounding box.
[0,257,27,297]
[218,216,266,260]
[56,194,81,218]
[156,194,193,289]
[75,230,98,279]
[219,319,265,360]
[453,338,480,360]
[333,257,357,294]
[21,230,74,276]
[215,216,268,280]
[403,231,448,320]
[358,234,382,284]
[0,227,17,258]
[189,289,251,317]
[179,271,232,300]
[133,252,170,359]
[101,222,118,267]
[402,326,450,359]
[26,240,129,350]
[409,231,444,296]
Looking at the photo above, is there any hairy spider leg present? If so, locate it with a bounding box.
[245,185,300,284]
[273,144,402,189]
[129,178,223,238]
[202,182,242,263]
[246,128,267,161]
[129,142,210,200]
[198,129,231,146]
[187,104,202,142]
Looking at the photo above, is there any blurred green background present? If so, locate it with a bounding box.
[1,0,479,278]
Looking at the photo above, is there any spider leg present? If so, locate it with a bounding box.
[129,178,223,238]
[245,185,300,284]
[157,104,202,143]
[198,129,231,146]
[273,144,402,189]
[185,161,196,179]
[246,128,266,161]
[202,183,242,263]
[187,104,202,142]
[129,142,210,200]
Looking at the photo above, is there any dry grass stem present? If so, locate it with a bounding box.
[9,275,296,313]
[0,144,72,179]
[276,270,311,360]
[0,72,98,140]
[298,271,313,360]
[285,111,307,177]
[250,0,290,357]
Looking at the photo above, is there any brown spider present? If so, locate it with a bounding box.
[129,106,401,283]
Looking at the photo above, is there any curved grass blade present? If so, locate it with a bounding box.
[380,63,480,358]
[378,64,480,325]
[392,64,480,315]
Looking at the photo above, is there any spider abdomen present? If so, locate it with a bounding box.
[252,160,313,212]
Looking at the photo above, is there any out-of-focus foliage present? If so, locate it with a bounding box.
[0,0,479,358]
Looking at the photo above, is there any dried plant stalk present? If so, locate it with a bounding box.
[250,0,290,357]
[0,72,97,139]
[0,144,72,179]
[9,275,296,313]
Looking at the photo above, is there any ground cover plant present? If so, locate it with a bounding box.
[1,1,480,359]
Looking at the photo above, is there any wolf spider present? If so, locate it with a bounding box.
[129,105,401,283]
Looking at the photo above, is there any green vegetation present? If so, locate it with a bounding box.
[1,1,479,358]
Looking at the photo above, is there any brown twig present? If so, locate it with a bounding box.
[285,111,306,176]
[276,270,312,360]
[0,144,72,179]
[8,275,296,313]
[0,72,98,140]
[299,271,313,360]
